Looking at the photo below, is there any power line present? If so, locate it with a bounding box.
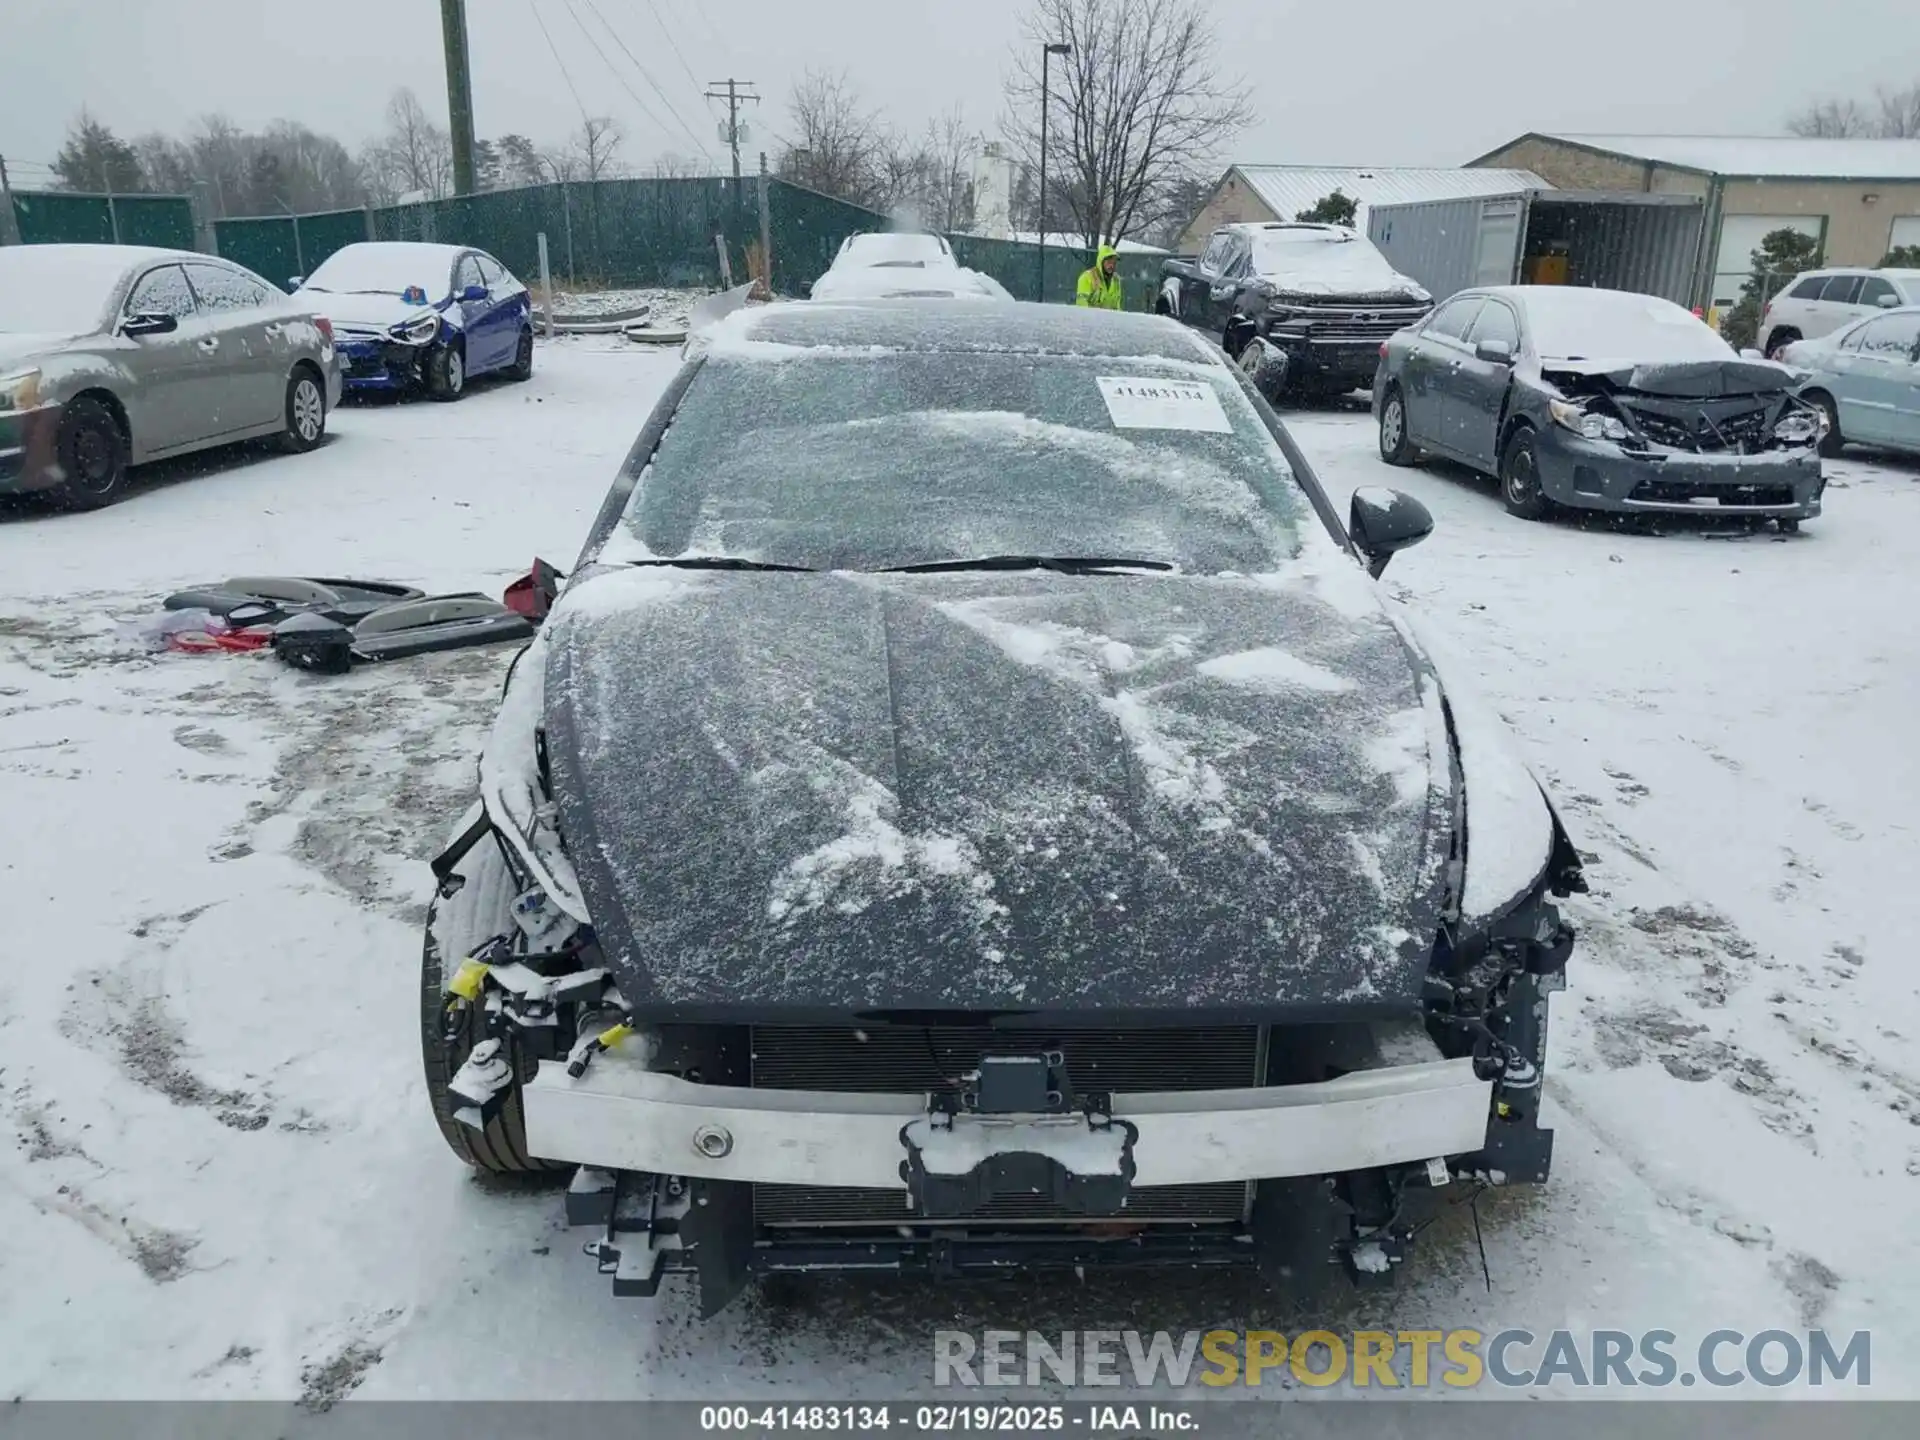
[560,0,675,142]
[527,0,592,126]
[574,0,715,160]
[660,0,728,60]
[634,0,704,95]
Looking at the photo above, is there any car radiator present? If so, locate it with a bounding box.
[748,1024,1263,1227]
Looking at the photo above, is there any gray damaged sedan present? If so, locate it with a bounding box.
[1375,286,1826,528]
[0,244,341,509]
[418,300,1587,1315]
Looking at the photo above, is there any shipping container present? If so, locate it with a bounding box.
[1368,191,1706,307]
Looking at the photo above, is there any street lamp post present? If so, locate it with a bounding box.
[1037,41,1071,303]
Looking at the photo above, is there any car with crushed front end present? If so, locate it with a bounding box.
[420,299,1586,1318]
[0,243,340,510]
[291,241,532,400]
[1375,285,1828,528]
[1159,222,1433,403]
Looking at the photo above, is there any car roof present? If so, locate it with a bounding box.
[714,298,1221,360]
[320,241,473,264]
[1795,266,1920,280]
[1221,221,1349,238]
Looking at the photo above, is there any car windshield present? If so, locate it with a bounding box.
[1523,289,1734,362]
[301,245,451,297]
[0,247,126,333]
[607,350,1308,574]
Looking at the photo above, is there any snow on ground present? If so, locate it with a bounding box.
[2,346,1917,1402]
[539,287,706,328]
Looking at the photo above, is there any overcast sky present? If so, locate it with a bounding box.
[4,0,1918,185]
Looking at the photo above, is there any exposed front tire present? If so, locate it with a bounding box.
[279,367,327,453]
[1236,335,1286,400]
[420,813,565,1175]
[1500,425,1552,521]
[1377,386,1416,466]
[424,343,466,402]
[1807,389,1843,457]
[506,327,534,382]
[45,396,129,510]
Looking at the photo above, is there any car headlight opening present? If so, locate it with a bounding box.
[1774,409,1823,445]
[0,369,43,412]
[1552,399,1626,441]
[395,313,441,345]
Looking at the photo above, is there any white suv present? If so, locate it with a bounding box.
[1760,268,1920,357]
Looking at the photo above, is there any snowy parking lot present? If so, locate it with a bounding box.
[3,334,1918,1401]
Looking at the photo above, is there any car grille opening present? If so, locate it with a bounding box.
[748,1024,1262,1229]
[1628,405,1770,453]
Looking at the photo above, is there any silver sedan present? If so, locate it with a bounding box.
[0,244,342,509]
[1782,305,1920,459]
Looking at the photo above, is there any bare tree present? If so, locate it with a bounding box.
[1877,83,1920,138]
[777,69,889,206]
[566,116,626,183]
[920,106,980,232]
[361,88,454,202]
[1787,98,1875,137]
[1788,81,1920,138]
[1001,0,1250,245]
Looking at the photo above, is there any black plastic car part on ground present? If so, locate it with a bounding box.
[419,301,1586,1317]
[271,594,534,673]
[1373,285,1825,522]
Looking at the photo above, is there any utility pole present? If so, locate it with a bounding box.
[0,156,20,246]
[704,79,760,190]
[440,0,478,195]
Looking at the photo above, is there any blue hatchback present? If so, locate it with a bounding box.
[292,242,534,401]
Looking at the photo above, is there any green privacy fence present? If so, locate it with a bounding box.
[7,189,197,249]
[212,177,1162,305]
[947,234,1162,309]
[212,208,374,288]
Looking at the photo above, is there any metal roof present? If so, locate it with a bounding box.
[1229,165,1551,227]
[1529,133,1920,180]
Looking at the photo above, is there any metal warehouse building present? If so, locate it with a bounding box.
[1468,132,1920,311]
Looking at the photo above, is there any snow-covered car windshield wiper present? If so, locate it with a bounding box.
[881,554,1175,576]
[619,556,818,572]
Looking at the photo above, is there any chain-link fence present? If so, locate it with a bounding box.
[6,189,197,249]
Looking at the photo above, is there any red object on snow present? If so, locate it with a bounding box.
[503,558,564,623]
[166,627,273,654]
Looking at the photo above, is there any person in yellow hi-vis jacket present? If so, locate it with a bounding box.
[1075,245,1123,310]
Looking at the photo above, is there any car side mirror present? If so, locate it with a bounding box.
[121,312,178,337]
[1877,293,1899,308]
[800,279,814,298]
[1474,338,1514,365]
[1350,486,1433,579]
[288,275,304,290]
[461,284,489,302]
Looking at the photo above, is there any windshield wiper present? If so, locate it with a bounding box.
[882,554,1174,575]
[620,556,817,572]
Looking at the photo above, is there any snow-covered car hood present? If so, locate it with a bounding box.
[0,332,87,369]
[296,290,451,331]
[1253,237,1428,301]
[1540,356,1798,396]
[531,563,1475,1018]
[809,265,1009,302]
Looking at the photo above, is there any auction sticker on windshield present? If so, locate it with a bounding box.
[1097,376,1232,433]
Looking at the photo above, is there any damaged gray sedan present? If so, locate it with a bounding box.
[1375,286,1826,527]
[421,300,1586,1316]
